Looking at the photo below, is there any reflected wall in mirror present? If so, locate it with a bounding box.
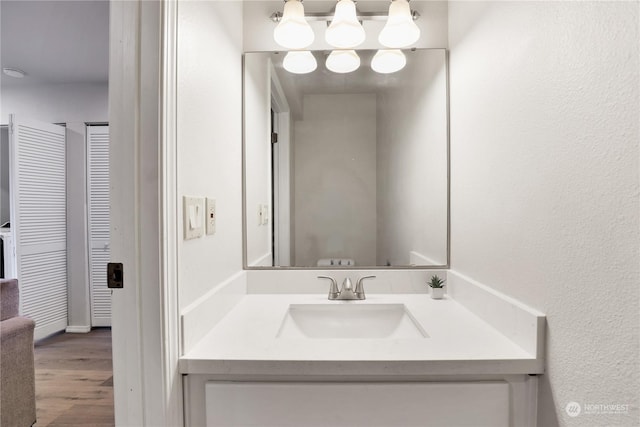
[244,49,448,268]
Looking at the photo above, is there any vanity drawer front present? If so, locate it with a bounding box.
[205,381,509,426]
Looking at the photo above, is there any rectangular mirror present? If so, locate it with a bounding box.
[243,48,448,268]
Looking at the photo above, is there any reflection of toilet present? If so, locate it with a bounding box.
[317,258,355,267]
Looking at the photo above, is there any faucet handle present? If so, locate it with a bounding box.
[318,276,339,299]
[355,276,376,299]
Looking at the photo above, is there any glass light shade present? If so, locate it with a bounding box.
[274,0,315,49]
[371,49,406,74]
[283,51,317,74]
[325,0,366,49]
[378,0,420,48]
[326,50,360,73]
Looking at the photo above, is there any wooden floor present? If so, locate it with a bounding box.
[33,328,114,427]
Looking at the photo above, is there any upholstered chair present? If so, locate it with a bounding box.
[0,278,37,426]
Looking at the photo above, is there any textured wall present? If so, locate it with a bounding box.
[177,1,244,309]
[448,2,639,425]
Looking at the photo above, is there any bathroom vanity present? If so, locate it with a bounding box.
[180,15,543,426]
[180,270,545,426]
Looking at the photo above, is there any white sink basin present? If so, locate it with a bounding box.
[276,303,428,339]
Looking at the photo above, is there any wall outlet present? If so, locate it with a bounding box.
[183,196,205,240]
[206,198,216,235]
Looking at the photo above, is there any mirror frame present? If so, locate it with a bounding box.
[242,48,450,270]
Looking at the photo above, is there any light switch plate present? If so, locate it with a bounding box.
[183,196,205,240]
[206,198,216,235]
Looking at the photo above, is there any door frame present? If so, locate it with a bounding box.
[109,1,181,425]
[269,65,292,266]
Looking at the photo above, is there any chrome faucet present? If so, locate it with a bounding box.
[317,276,376,300]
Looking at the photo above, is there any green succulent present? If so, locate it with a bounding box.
[428,275,446,288]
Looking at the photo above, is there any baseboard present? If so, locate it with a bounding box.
[34,320,68,341]
[65,325,91,333]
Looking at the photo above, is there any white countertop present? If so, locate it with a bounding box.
[179,293,541,377]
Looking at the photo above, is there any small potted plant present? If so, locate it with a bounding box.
[428,275,446,299]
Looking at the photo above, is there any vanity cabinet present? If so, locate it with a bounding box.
[180,276,544,426]
[204,381,509,427]
[184,374,538,426]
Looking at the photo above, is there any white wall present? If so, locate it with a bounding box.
[376,49,447,266]
[1,81,108,330]
[65,122,91,329]
[448,2,639,426]
[0,82,108,125]
[294,94,377,267]
[0,127,9,224]
[244,53,272,266]
[177,1,244,311]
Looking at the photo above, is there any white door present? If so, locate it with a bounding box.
[87,125,110,326]
[9,115,68,340]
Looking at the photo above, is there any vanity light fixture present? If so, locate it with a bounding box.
[326,50,360,73]
[379,0,421,48]
[272,0,420,74]
[283,50,318,74]
[325,0,366,49]
[273,0,315,49]
[371,49,406,74]
[271,0,420,50]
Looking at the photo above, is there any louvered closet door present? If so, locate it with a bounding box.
[9,115,67,340]
[87,125,110,327]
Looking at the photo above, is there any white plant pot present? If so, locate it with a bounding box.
[431,287,445,299]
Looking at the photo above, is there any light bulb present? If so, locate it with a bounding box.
[379,0,420,48]
[371,49,406,74]
[326,50,360,73]
[325,0,365,49]
[274,0,314,49]
[283,51,317,74]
